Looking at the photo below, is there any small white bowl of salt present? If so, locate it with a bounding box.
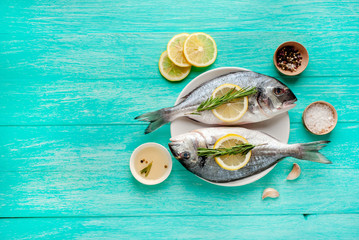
[302,101,338,135]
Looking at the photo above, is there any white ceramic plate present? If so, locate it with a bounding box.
[170,67,290,187]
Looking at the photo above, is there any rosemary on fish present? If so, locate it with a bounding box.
[192,87,257,114]
[197,143,256,157]
[140,161,153,177]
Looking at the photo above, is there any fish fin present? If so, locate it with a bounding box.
[135,108,171,134]
[295,141,332,164]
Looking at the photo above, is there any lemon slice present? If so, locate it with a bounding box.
[167,33,191,67]
[213,134,252,171]
[183,32,217,67]
[159,51,191,81]
[211,83,248,122]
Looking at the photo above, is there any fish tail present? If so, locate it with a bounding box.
[135,107,173,134]
[293,141,332,164]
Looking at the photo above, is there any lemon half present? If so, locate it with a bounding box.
[183,32,217,67]
[213,134,252,171]
[211,84,248,122]
[158,51,191,82]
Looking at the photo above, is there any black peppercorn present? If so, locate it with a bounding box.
[276,46,302,72]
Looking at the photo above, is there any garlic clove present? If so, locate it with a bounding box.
[287,163,301,180]
[262,188,279,200]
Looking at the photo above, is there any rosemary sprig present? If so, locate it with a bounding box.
[193,87,257,114]
[197,143,256,157]
[140,161,153,177]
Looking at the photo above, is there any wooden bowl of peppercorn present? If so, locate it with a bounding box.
[273,41,309,76]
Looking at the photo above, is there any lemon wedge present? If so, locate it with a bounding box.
[213,134,252,171]
[167,33,191,67]
[158,51,191,82]
[183,32,217,67]
[211,83,248,122]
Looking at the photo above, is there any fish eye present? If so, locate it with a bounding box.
[273,87,285,96]
[181,151,191,160]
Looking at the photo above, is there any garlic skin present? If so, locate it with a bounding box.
[287,163,301,180]
[262,188,279,200]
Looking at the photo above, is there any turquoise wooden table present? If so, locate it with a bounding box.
[1,0,359,239]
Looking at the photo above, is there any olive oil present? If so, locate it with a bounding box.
[134,146,170,180]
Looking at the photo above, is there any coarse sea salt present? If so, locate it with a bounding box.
[304,103,336,134]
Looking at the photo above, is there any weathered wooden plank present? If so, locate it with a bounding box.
[0,123,356,173]
[0,31,358,81]
[0,123,357,217]
[0,0,358,33]
[0,214,358,239]
[0,0,357,237]
[0,77,357,125]
[0,166,358,217]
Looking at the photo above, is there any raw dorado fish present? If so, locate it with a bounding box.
[168,127,331,183]
[136,70,297,134]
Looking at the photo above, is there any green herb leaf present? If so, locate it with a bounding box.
[140,161,153,177]
[193,87,257,113]
[197,143,256,157]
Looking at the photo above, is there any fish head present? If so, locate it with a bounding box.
[168,133,200,168]
[257,77,297,116]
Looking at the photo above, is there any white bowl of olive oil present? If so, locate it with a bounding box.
[130,143,172,185]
